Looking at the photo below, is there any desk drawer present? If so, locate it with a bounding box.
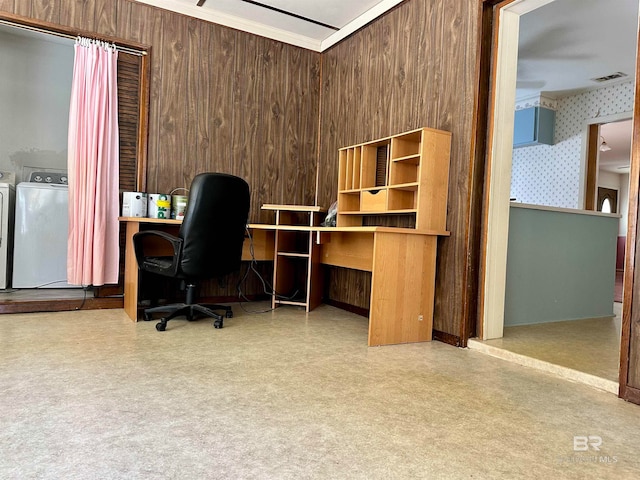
[361,189,387,212]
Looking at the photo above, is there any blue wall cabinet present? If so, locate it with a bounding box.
[513,106,555,147]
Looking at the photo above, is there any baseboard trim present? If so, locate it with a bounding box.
[324,299,369,317]
[433,329,462,347]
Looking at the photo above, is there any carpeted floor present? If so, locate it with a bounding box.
[1,303,640,479]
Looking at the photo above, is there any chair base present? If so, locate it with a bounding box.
[144,302,233,331]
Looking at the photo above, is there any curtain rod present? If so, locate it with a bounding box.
[0,19,147,56]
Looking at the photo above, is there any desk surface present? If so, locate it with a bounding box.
[249,224,450,236]
[119,217,450,236]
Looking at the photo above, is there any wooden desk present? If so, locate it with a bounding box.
[120,217,274,322]
[120,217,448,347]
[321,226,445,346]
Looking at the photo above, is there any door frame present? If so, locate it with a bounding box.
[478,0,556,341]
[476,0,640,402]
[583,112,633,212]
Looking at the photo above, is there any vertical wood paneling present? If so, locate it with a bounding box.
[232,33,263,221]
[188,18,209,180]
[303,52,321,205]
[326,268,371,309]
[208,26,235,176]
[286,48,320,207]
[0,1,15,14]
[372,18,392,136]
[116,1,161,191]
[183,17,202,186]
[135,7,164,192]
[120,0,145,43]
[285,48,304,205]
[32,0,60,24]
[261,39,286,209]
[317,52,340,208]
[59,0,95,31]
[94,0,117,36]
[114,0,131,38]
[431,0,468,336]
[318,0,479,341]
[156,11,188,193]
[13,0,30,17]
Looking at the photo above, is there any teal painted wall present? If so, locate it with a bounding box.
[504,205,618,326]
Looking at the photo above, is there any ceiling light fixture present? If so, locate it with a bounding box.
[600,136,612,152]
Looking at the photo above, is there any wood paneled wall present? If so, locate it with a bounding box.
[0,0,321,225]
[2,0,483,342]
[318,0,480,343]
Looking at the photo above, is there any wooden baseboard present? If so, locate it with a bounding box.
[323,298,369,317]
[433,329,462,347]
[0,296,123,314]
[620,384,640,404]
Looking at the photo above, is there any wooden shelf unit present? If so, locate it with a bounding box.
[336,127,451,230]
[262,204,326,312]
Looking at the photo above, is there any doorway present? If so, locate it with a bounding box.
[473,0,638,393]
[0,14,149,313]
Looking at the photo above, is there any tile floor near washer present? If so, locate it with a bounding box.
[1,303,639,479]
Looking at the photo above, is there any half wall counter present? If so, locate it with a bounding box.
[505,203,620,326]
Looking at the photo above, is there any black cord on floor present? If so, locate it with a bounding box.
[236,227,300,314]
[76,285,90,310]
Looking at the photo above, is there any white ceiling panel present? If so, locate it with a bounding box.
[517,0,638,99]
[134,0,403,51]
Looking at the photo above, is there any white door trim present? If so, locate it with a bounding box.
[482,0,557,340]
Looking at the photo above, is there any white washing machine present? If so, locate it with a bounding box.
[0,171,16,289]
[12,171,77,289]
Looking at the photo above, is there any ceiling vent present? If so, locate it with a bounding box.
[591,72,628,83]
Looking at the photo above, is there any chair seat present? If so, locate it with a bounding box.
[142,256,175,274]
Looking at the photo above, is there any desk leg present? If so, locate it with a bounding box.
[123,221,141,321]
[368,232,436,346]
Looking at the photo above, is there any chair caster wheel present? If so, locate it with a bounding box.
[214,319,223,329]
[156,322,166,331]
[144,312,152,321]
[225,310,233,318]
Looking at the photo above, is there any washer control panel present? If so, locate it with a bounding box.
[29,172,68,185]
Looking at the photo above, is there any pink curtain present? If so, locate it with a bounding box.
[67,38,120,286]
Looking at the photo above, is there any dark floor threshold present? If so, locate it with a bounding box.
[0,297,123,314]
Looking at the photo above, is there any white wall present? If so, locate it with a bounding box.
[510,81,635,208]
[598,170,628,236]
[0,28,74,183]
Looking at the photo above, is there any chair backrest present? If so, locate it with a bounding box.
[178,173,250,279]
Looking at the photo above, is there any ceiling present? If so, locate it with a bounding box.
[133,0,403,51]
[517,0,638,99]
[517,0,639,174]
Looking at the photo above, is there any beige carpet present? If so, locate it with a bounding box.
[1,303,640,479]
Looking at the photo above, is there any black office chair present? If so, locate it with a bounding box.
[133,173,250,331]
